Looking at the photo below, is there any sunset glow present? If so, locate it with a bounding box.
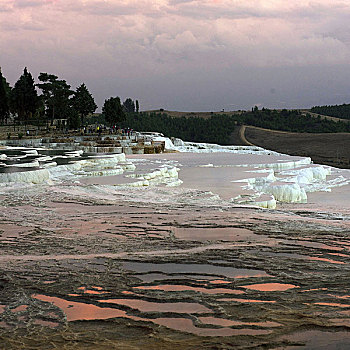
[2,0,350,110]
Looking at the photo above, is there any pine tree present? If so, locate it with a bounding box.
[0,69,10,124]
[11,67,39,125]
[136,100,139,113]
[37,73,73,124]
[71,83,97,125]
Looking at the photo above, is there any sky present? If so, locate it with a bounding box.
[1,0,350,111]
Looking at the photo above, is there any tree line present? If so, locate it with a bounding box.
[123,112,237,144]
[1,68,349,143]
[234,107,350,133]
[310,104,350,120]
[0,67,139,129]
[120,107,350,145]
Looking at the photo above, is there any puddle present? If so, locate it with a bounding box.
[10,296,241,337]
[199,316,281,328]
[11,305,28,313]
[32,294,141,322]
[98,299,212,313]
[301,288,328,293]
[77,286,109,295]
[208,280,231,284]
[219,298,276,304]
[153,317,272,337]
[134,284,244,295]
[123,262,268,279]
[308,257,345,265]
[122,291,134,295]
[136,273,233,283]
[91,286,103,290]
[173,227,260,242]
[314,302,350,308]
[328,252,349,258]
[278,330,350,349]
[289,240,344,251]
[329,294,350,299]
[241,283,298,292]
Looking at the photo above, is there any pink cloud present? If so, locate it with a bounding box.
[1,0,350,110]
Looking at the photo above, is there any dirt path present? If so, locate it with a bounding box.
[237,125,254,146]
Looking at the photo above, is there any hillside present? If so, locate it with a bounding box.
[242,125,350,169]
[145,110,244,119]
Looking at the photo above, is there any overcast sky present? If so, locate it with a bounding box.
[1,0,350,111]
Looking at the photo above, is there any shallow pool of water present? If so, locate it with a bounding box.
[123,262,268,279]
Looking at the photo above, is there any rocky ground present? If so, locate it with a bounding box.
[1,181,350,349]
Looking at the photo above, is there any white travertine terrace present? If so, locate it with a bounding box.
[0,168,50,184]
[0,136,349,210]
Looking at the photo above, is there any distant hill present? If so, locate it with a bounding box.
[123,108,350,146]
[243,126,350,169]
[144,109,244,119]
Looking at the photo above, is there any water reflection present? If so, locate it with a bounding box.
[314,302,350,308]
[31,294,245,337]
[174,227,261,242]
[134,284,244,295]
[32,294,134,321]
[77,286,109,295]
[199,316,281,328]
[98,299,212,313]
[209,279,231,284]
[123,261,268,279]
[308,257,345,265]
[153,317,272,336]
[241,283,298,292]
[219,298,276,304]
[11,305,28,313]
[278,330,350,349]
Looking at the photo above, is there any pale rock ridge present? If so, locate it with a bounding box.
[122,166,181,187]
[0,169,50,184]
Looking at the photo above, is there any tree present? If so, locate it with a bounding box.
[66,107,81,129]
[0,69,10,124]
[123,98,135,114]
[71,83,97,125]
[11,67,39,125]
[136,100,139,113]
[37,73,73,124]
[102,97,125,126]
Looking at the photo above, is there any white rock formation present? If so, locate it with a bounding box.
[0,169,50,184]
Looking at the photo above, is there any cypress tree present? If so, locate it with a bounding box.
[11,67,39,125]
[71,83,97,125]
